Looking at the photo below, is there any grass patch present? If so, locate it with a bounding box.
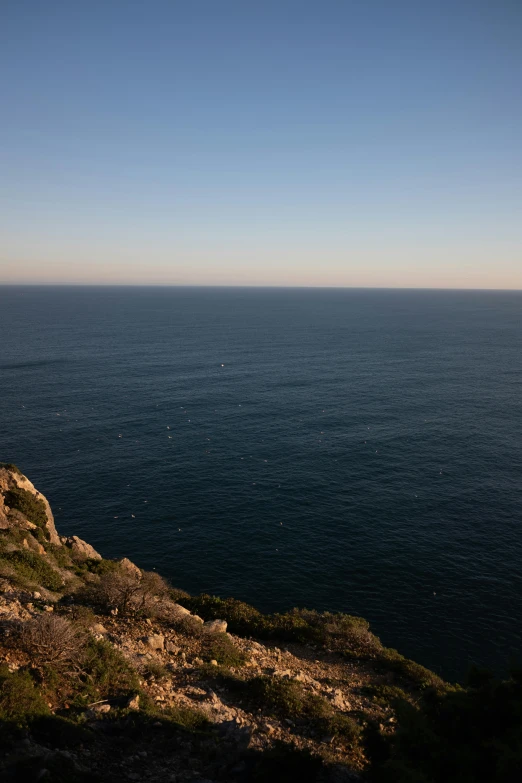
[0,549,63,590]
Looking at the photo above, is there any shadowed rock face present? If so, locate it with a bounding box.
[0,466,60,545]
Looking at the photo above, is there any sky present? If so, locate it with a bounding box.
[1,0,521,288]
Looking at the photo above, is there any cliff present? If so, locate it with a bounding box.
[0,465,520,783]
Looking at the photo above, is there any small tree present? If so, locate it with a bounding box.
[88,567,170,616]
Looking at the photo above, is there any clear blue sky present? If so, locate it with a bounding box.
[1,0,521,288]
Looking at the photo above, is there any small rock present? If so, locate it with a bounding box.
[91,703,111,713]
[43,605,54,612]
[260,721,275,735]
[33,591,42,599]
[146,634,164,651]
[166,641,180,654]
[126,694,140,710]
[210,659,218,666]
[92,623,108,635]
[202,619,228,634]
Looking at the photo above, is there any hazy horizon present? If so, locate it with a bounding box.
[2,1,521,289]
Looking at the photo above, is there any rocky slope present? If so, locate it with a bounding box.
[4,463,512,783]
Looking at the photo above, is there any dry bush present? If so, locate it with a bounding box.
[86,566,170,617]
[18,614,84,666]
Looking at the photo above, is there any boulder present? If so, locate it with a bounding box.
[119,557,142,578]
[61,535,102,561]
[202,619,228,634]
[0,467,60,545]
[330,688,350,711]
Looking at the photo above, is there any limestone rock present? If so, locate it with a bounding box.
[146,634,164,651]
[202,619,228,634]
[330,689,350,711]
[0,466,60,545]
[119,557,142,578]
[61,535,102,560]
[126,694,140,710]
[170,602,191,618]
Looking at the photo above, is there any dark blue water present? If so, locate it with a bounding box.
[1,285,521,681]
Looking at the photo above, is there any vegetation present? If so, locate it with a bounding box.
[201,631,247,667]
[179,594,444,690]
[18,615,84,667]
[80,564,170,617]
[0,462,24,476]
[73,638,139,704]
[0,549,63,590]
[0,665,50,728]
[3,487,49,537]
[368,671,522,782]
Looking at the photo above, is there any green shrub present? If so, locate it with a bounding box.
[373,647,445,690]
[47,544,73,568]
[142,660,170,681]
[74,557,119,576]
[201,632,247,667]
[324,712,361,742]
[4,487,49,536]
[74,638,139,704]
[0,665,50,727]
[180,594,381,650]
[364,684,413,708]
[160,704,211,732]
[245,676,331,721]
[0,549,63,590]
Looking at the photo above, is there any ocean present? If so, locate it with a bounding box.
[1,285,521,681]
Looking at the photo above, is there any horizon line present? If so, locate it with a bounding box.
[1,282,522,293]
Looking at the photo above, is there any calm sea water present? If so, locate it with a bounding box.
[1,285,521,680]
